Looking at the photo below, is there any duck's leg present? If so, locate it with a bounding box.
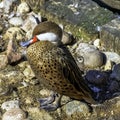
[38,91,62,111]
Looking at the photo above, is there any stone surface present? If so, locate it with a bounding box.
[9,17,24,26]
[24,0,116,40]
[2,108,26,120]
[98,0,120,10]
[76,43,104,68]
[3,27,25,41]
[101,18,120,54]
[17,2,30,14]
[1,100,19,111]
[103,52,120,64]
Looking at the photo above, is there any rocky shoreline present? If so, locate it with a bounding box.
[0,0,120,120]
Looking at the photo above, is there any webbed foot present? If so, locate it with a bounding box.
[38,92,62,111]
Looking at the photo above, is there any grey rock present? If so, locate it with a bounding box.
[76,43,104,68]
[9,17,24,26]
[98,0,120,10]
[103,52,120,64]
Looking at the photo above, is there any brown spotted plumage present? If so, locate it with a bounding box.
[24,21,96,110]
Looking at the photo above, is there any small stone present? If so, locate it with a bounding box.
[104,60,114,71]
[39,89,50,96]
[65,101,89,116]
[0,55,8,70]
[62,32,73,45]
[2,108,26,120]
[17,2,30,14]
[3,27,25,41]
[110,63,120,81]
[21,12,41,39]
[103,52,120,64]
[76,43,104,68]
[23,65,35,78]
[1,100,19,111]
[9,17,24,26]
[93,38,101,48]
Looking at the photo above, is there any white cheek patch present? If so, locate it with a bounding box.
[36,32,59,42]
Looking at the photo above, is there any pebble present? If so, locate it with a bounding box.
[65,101,89,116]
[0,55,8,70]
[17,2,30,14]
[1,100,19,111]
[1,0,15,13]
[104,60,114,71]
[21,12,41,38]
[9,17,24,26]
[110,63,120,81]
[93,38,101,48]
[103,52,120,64]
[2,108,26,120]
[76,43,104,68]
[3,27,25,41]
[62,32,73,45]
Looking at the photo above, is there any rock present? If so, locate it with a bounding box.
[85,70,108,85]
[9,17,24,26]
[17,2,30,14]
[110,63,120,81]
[76,43,104,68]
[1,100,19,111]
[103,52,120,64]
[0,24,4,33]
[3,27,25,41]
[98,0,120,10]
[0,55,8,70]
[62,32,73,45]
[1,0,15,13]
[28,107,53,120]
[23,65,35,78]
[101,18,120,54]
[39,89,50,96]
[65,101,89,116]
[104,60,114,71]
[2,108,27,120]
[21,12,41,39]
[93,39,101,48]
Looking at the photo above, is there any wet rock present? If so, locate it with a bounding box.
[76,43,104,68]
[9,17,24,26]
[2,108,27,120]
[85,70,108,85]
[104,52,120,64]
[17,2,30,14]
[110,63,120,81]
[3,27,25,41]
[1,100,19,111]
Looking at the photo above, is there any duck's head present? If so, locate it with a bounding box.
[20,21,63,47]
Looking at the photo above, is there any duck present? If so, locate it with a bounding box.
[20,21,96,111]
